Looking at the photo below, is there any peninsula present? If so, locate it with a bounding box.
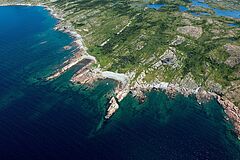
[1,0,240,138]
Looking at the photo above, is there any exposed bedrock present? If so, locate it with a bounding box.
[224,44,240,67]
[177,26,203,39]
[217,96,240,139]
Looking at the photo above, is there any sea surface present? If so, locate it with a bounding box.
[0,6,240,160]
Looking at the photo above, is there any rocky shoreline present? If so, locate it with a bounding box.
[133,81,240,138]
[217,96,240,139]
[1,2,239,139]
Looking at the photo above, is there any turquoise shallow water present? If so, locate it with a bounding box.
[0,6,240,160]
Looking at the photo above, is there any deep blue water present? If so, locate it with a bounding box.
[0,6,240,160]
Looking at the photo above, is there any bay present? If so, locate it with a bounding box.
[0,6,239,160]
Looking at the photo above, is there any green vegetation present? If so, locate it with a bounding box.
[1,0,240,105]
[49,0,239,89]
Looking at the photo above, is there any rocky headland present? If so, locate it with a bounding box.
[1,1,240,138]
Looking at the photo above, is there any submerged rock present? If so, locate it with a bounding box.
[63,45,72,50]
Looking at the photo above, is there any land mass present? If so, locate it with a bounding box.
[1,0,240,138]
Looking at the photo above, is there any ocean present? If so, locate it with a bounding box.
[0,6,239,160]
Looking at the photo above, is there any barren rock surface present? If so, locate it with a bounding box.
[177,26,203,39]
[224,44,240,67]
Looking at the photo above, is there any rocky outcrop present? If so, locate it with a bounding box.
[180,73,198,91]
[181,19,193,25]
[63,45,72,50]
[71,67,100,85]
[104,75,130,119]
[161,47,177,65]
[181,13,201,21]
[170,35,186,46]
[196,88,212,103]
[177,26,203,39]
[223,81,240,107]
[105,97,119,119]
[47,51,95,80]
[224,44,240,67]
[208,82,223,95]
[217,96,240,139]
[153,47,178,68]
